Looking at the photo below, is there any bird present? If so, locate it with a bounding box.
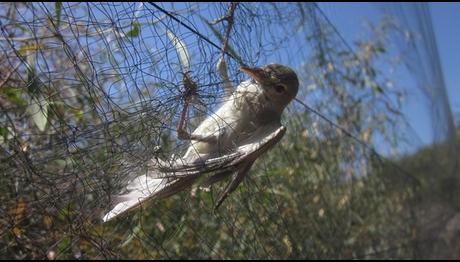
[102,63,299,222]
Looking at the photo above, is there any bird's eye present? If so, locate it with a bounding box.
[274,84,286,93]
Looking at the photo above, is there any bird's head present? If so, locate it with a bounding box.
[240,64,299,111]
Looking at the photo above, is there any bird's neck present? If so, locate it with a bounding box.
[233,80,282,125]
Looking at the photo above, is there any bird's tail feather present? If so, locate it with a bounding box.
[102,173,200,222]
[102,175,169,222]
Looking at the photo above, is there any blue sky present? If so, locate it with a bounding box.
[318,3,460,151]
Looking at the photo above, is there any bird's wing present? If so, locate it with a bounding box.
[102,125,286,222]
[102,174,168,222]
[214,161,255,210]
[212,124,286,209]
[157,124,286,177]
[102,153,242,222]
[236,124,286,162]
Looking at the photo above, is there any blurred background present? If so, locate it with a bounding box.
[0,2,459,259]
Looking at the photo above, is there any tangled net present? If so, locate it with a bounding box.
[0,2,458,259]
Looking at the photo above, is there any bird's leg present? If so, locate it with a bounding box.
[176,98,191,140]
[176,73,216,143]
[176,72,193,140]
[176,106,217,143]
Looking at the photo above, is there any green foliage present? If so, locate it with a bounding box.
[0,87,26,106]
[55,2,62,28]
[125,22,141,38]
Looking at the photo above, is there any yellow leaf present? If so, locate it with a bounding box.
[9,198,26,221]
[338,195,349,209]
[318,208,325,218]
[313,195,320,203]
[43,215,53,228]
[12,227,23,237]
[301,128,308,138]
[282,235,293,255]
[18,43,45,56]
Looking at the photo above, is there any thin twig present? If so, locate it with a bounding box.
[218,2,238,98]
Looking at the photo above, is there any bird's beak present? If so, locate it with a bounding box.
[240,66,265,84]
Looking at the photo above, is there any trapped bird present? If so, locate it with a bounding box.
[102,61,299,222]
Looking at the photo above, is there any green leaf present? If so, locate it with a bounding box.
[371,83,384,94]
[125,22,140,37]
[58,205,71,221]
[55,2,62,28]
[27,96,48,132]
[56,237,71,258]
[0,127,6,144]
[166,29,190,73]
[0,87,26,106]
[74,109,84,122]
[0,126,15,144]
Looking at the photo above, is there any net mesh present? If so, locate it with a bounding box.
[0,2,458,259]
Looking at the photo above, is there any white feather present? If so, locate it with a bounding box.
[102,175,167,222]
